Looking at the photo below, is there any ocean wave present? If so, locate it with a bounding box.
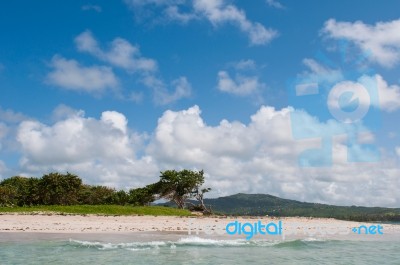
[69,237,329,251]
[69,239,167,250]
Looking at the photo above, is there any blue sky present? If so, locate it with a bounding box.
[1,0,400,206]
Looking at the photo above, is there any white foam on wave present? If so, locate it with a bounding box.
[126,247,152,252]
[69,237,281,250]
[301,237,327,242]
[176,236,249,246]
[69,239,167,250]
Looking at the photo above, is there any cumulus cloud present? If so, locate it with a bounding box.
[143,75,192,105]
[374,74,400,112]
[339,74,400,113]
[0,106,28,124]
[233,59,257,70]
[0,107,30,154]
[217,71,264,97]
[75,30,157,73]
[147,105,400,207]
[74,31,190,104]
[300,59,400,113]
[302,58,343,84]
[2,104,398,206]
[266,0,285,9]
[125,0,277,45]
[46,56,118,93]
[16,108,158,188]
[217,59,265,100]
[164,5,198,23]
[323,18,400,68]
[193,0,277,45]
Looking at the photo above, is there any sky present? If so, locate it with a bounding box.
[1,0,400,207]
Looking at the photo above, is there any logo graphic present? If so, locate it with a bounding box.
[187,220,283,240]
[225,220,283,240]
[288,41,381,167]
[188,220,385,240]
[352,224,384,235]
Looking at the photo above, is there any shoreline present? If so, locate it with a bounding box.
[1,213,399,242]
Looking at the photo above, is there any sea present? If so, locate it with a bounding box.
[0,233,399,265]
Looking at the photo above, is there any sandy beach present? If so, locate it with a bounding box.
[0,213,399,241]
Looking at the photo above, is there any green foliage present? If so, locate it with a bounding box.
[39,172,82,205]
[0,185,17,206]
[79,185,117,205]
[0,176,40,206]
[129,186,156,206]
[157,169,206,209]
[113,190,129,205]
[0,205,192,216]
[0,169,212,214]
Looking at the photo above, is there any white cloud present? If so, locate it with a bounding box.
[46,56,118,93]
[5,104,400,206]
[144,75,192,104]
[0,106,28,124]
[266,0,285,9]
[164,5,198,23]
[396,147,400,157]
[323,18,400,68]
[300,59,400,113]
[18,111,131,164]
[0,107,29,153]
[375,75,400,112]
[147,105,400,206]
[217,70,264,97]
[346,74,400,113]
[75,30,157,73]
[234,59,256,70]
[51,104,84,121]
[81,5,102,12]
[75,31,189,104]
[16,108,157,188]
[302,58,343,84]
[125,0,277,45]
[193,0,277,45]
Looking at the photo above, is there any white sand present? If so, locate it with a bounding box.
[0,214,398,241]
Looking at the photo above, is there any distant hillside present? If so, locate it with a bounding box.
[201,193,400,221]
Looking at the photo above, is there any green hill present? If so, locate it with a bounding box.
[202,193,400,221]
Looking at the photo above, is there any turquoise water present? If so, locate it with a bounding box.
[1,236,400,265]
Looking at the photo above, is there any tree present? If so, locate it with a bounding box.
[0,176,40,206]
[39,172,82,205]
[79,185,117,205]
[128,186,156,206]
[157,169,207,209]
[192,187,212,214]
[26,177,41,205]
[0,176,29,206]
[0,185,17,206]
[112,190,129,205]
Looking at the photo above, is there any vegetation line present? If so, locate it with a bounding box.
[0,205,191,216]
[0,170,211,215]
